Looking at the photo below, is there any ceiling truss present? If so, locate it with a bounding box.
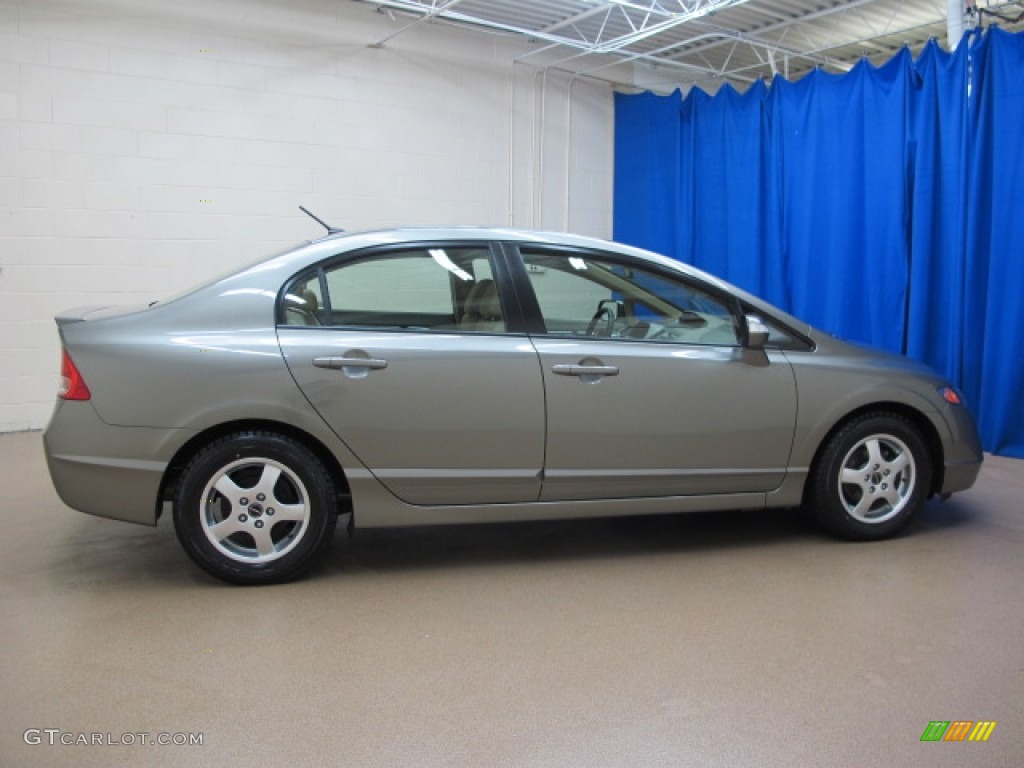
[357,0,1024,89]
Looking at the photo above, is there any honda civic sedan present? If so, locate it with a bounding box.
[44,226,983,584]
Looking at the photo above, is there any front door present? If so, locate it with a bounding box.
[516,248,798,501]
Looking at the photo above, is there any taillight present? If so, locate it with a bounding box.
[58,349,91,401]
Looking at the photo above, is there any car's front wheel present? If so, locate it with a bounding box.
[173,432,337,584]
[808,413,932,540]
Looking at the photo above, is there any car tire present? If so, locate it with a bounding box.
[808,412,932,541]
[173,431,337,585]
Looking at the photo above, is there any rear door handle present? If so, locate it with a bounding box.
[552,364,619,377]
[313,357,388,370]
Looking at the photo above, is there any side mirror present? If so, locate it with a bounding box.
[745,315,770,351]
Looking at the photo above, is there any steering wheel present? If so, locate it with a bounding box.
[585,302,616,336]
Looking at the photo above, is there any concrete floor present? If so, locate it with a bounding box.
[0,431,1021,768]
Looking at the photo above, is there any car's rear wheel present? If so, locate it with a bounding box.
[173,432,337,584]
[808,413,932,540]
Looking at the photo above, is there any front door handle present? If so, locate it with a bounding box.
[552,364,619,377]
[313,356,388,371]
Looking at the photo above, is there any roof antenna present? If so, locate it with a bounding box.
[298,206,344,235]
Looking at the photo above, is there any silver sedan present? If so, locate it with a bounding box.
[44,227,983,583]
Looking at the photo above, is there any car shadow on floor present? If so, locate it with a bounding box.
[52,495,978,587]
[318,495,976,579]
[51,515,191,588]
[323,507,808,577]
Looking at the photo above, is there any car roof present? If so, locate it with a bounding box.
[310,226,626,251]
[295,226,693,277]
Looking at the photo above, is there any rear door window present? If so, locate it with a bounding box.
[282,247,506,333]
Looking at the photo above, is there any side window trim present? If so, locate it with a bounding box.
[278,268,328,327]
[494,241,546,335]
[316,268,331,321]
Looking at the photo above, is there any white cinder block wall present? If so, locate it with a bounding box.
[0,0,618,431]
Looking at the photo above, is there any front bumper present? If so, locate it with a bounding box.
[937,402,984,496]
[940,458,982,495]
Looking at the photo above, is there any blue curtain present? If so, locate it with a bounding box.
[613,28,1024,458]
[906,39,970,392]
[962,30,1024,457]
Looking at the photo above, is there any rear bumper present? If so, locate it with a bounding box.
[44,401,189,526]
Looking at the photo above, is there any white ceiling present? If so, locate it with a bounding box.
[355,1,1024,89]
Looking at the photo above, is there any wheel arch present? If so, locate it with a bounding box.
[803,402,945,504]
[157,419,352,521]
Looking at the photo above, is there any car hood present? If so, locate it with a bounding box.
[805,328,944,379]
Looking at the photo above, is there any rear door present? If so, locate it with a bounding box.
[277,243,545,506]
